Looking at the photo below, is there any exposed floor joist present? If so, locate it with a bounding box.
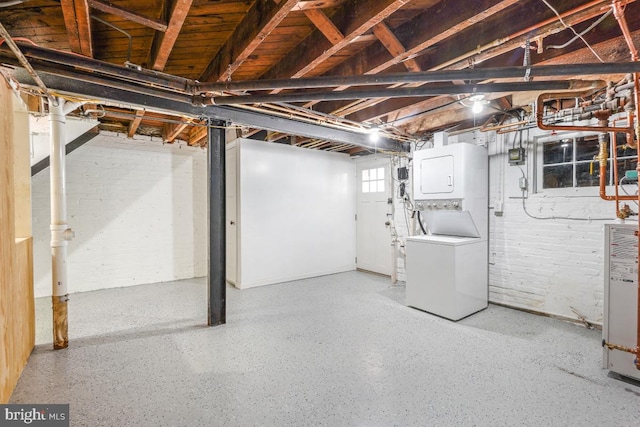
[200,0,300,82]
[148,0,194,71]
[60,0,93,57]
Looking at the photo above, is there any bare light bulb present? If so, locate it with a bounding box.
[369,127,380,142]
[472,100,483,114]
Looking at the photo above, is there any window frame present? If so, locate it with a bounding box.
[534,130,638,196]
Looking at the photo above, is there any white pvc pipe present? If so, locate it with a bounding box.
[50,98,68,295]
[49,97,75,349]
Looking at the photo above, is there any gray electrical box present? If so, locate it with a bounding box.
[508,148,525,165]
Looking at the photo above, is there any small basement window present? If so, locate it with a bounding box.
[540,133,637,189]
[362,167,385,193]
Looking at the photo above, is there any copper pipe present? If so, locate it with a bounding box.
[536,91,633,133]
[604,341,636,353]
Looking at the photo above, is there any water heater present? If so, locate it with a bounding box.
[603,223,640,381]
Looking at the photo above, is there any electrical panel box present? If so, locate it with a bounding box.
[397,166,409,181]
[508,147,525,165]
[603,223,640,381]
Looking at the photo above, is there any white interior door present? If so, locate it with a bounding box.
[225,143,238,284]
[356,158,392,276]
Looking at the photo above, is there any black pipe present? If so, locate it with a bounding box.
[208,119,226,326]
[196,62,640,93]
[0,42,192,93]
[209,81,579,105]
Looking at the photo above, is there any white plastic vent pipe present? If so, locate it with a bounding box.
[49,97,82,349]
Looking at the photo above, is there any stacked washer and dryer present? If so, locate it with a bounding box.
[405,142,489,321]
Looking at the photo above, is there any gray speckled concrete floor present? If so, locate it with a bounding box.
[10,271,640,426]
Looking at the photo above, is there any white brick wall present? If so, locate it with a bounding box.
[488,128,615,324]
[32,132,207,297]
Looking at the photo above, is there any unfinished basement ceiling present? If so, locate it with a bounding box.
[1,0,639,153]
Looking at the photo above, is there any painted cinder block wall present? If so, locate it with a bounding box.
[31,132,207,298]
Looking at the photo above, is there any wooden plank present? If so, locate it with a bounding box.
[372,22,420,72]
[0,81,34,404]
[60,0,93,56]
[88,0,168,32]
[303,9,344,45]
[128,109,145,138]
[199,0,300,82]
[262,0,413,82]
[148,0,194,71]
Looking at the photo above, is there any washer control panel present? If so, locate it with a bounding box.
[416,199,462,211]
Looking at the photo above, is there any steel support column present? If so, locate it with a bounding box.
[207,119,226,326]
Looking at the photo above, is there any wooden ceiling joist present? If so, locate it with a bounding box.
[127,110,145,138]
[189,124,207,146]
[303,9,345,45]
[372,22,421,72]
[88,0,168,32]
[163,119,191,143]
[262,0,414,83]
[60,0,93,57]
[200,0,300,82]
[148,0,194,71]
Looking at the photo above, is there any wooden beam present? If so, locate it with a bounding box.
[262,0,415,82]
[324,0,518,79]
[127,110,144,138]
[163,120,191,143]
[88,0,168,32]
[148,0,194,71]
[313,0,601,119]
[293,0,349,11]
[60,0,93,57]
[372,22,420,72]
[200,0,300,82]
[438,0,637,70]
[304,9,344,45]
[189,124,208,146]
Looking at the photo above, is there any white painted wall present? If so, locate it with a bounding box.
[233,139,356,288]
[29,115,99,166]
[32,132,207,297]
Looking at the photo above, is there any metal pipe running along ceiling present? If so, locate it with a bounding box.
[206,81,596,105]
[196,62,640,93]
[3,43,640,97]
[5,67,407,152]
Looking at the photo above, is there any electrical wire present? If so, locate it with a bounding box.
[547,9,612,50]
[540,0,605,62]
[518,166,614,221]
[619,176,640,207]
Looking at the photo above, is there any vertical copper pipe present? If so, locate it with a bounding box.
[611,131,622,216]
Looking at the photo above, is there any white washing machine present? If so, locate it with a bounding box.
[406,234,488,321]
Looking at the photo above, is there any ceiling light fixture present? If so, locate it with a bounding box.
[469,94,486,114]
[368,126,380,143]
